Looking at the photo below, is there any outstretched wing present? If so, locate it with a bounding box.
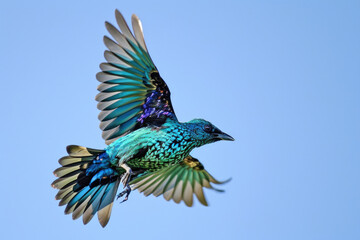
[129,156,230,206]
[96,10,177,145]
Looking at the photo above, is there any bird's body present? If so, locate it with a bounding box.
[52,10,234,227]
[108,118,220,169]
[108,119,192,168]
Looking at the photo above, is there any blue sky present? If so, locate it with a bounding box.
[1,1,359,239]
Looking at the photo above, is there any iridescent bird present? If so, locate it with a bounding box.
[51,10,234,227]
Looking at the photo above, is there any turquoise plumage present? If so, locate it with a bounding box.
[52,10,234,227]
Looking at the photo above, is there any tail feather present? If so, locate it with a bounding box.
[66,145,103,157]
[59,191,76,206]
[73,186,102,220]
[52,175,78,190]
[98,180,120,226]
[58,156,93,166]
[52,145,121,227]
[54,165,82,178]
[55,187,72,200]
[83,185,107,224]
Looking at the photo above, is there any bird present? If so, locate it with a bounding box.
[51,10,234,228]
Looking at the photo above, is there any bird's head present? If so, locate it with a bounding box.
[186,119,234,146]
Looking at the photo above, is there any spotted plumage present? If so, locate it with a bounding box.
[52,10,234,228]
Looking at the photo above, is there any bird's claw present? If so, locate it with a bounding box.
[117,185,131,203]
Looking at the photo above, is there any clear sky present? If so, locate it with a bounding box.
[1,1,359,240]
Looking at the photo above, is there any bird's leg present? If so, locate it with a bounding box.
[117,163,133,203]
[119,163,133,187]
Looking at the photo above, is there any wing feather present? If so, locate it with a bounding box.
[115,10,137,45]
[103,36,131,58]
[105,22,133,51]
[130,156,230,206]
[97,11,177,144]
[131,14,148,52]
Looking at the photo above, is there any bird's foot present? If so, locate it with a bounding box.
[117,163,133,203]
[117,184,131,203]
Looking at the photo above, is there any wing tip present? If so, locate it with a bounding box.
[131,14,140,23]
[115,9,121,17]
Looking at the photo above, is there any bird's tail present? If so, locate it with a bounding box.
[51,145,121,227]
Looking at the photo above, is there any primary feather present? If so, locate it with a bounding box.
[52,10,234,227]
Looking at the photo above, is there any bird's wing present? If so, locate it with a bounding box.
[129,156,230,206]
[96,10,177,145]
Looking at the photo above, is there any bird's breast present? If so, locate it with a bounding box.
[145,132,194,161]
[107,125,196,171]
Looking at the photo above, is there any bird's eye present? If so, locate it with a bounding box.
[203,125,212,133]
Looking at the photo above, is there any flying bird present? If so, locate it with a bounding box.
[52,10,234,227]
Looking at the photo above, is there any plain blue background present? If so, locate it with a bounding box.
[1,1,359,239]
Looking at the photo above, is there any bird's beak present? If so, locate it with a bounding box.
[212,131,235,141]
